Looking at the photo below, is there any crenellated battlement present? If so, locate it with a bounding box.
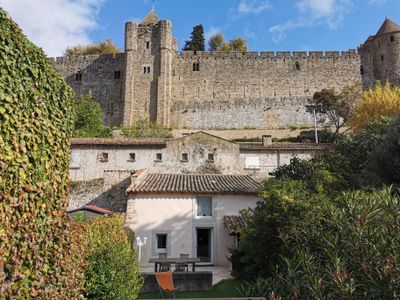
[48,53,124,65]
[178,49,359,60]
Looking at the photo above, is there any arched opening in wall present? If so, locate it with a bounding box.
[360,66,364,76]
[295,62,300,71]
[193,62,200,72]
[147,66,151,73]
[144,66,147,74]
[146,41,150,49]
[75,71,82,82]
[390,35,395,43]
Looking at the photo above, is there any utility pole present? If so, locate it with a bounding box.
[306,103,321,143]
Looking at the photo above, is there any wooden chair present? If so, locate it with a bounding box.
[155,271,177,298]
[174,253,189,272]
[158,253,170,272]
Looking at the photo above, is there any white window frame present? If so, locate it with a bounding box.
[196,196,213,218]
[151,230,171,256]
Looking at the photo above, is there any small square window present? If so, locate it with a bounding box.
[207,153,214,162]
[156,153,162,162]
[181,153,188,162]
[98,152,108,162]
[197,196,212,217]
[157,234,167,249]
[129,153,136,161]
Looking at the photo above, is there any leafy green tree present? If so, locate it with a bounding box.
[182,25,205,51]
[208,33,225,51]
[311,84,361,135]
[65,39,120,57]
[74,92,112,138]
[368,115,400,186]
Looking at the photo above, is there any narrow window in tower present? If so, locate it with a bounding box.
[75,71,82,82]
[146,41,150,49]
[144,67,147,74]
[390,35,395,43]
[360,66,364,76]
[295,62,300,71]
[193,62,199,72]
[381,55,384,61]
[114,70,121,79]
[147,66,151,73]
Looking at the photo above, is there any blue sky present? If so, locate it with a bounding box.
[1,0,400,56]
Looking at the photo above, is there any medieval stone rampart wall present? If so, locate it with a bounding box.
[170,50,361,129]
[50,54,125,126]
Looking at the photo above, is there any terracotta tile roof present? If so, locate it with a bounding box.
[223,215,248,235]
[128,173,261,194]
[238,142,333,151]
[376,18,400,36]
[71,138,166,147]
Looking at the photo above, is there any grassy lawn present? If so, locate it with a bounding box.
[138,279,242,299]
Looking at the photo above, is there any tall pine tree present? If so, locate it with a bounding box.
[182,24,205,51]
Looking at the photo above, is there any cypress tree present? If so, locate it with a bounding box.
[182,24,205,51]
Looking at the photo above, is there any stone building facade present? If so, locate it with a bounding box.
[51,12,399,129]
[68,132,330,211]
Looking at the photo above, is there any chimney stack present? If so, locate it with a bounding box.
[262,135,272,146]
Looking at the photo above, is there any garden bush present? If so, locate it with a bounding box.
[0,8,84,298]
[240,188,400,299]
[84,214,143,300]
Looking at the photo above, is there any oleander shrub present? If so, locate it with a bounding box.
[84,214,143,300]
[0,8,84,299]
[240,188,400,299]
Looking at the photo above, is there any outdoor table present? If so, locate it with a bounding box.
[148,257,201,272]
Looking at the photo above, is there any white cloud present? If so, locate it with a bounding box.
[0,0,105,57]
[269,0,353,43]
[238,0,272,14]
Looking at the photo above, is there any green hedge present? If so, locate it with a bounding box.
[0,8,84,298]
[84,215,143,300]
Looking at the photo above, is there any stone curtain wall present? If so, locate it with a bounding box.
[170,51,361,129]
[51,54,125,126]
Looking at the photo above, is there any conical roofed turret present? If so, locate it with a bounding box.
[376,18,400,36]
[141,9,159,25]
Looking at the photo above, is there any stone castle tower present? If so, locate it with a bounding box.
[50,12,400,129]
[123,10,177,127]
[359,18,400,88]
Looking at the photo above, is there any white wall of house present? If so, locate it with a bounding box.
[240,151,313,179]
[126,193,260,267]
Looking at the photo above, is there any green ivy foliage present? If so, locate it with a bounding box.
[0,9,84,299]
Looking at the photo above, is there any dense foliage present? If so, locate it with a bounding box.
[350,81,400,131]
[182,25,205,51]
[234,113,400,299]
[65,39,120,57]
[208,33,248,52]
[122,119,172,138]
[84,214,143,300]
[240,188,400,299]
[74,92,112,138]
[0,8,84,298]
[311,84,361,134]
